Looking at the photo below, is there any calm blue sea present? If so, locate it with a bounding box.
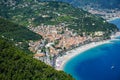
[109,18,120,29]
[63,18,120,80]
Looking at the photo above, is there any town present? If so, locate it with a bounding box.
[28,24,105,67]
[83,4,120,21]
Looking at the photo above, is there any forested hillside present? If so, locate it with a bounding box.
[0,17,43,53]
[0,18,42,42]
[0,0,118,37]
[0,37,74,80]
[48,0,120,9]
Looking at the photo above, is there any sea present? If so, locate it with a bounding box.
[109,18,120,29]
[63,18,120,80]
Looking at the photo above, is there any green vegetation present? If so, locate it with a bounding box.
[50,0,120,9]
[0,17,73,79]
[0,37,74,80]
[0,17,42,53]
[0,18,42,42]
[0,0,118,37]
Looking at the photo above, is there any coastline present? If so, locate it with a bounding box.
[55,40,111,70]
[107,17,120,22]
[55,32,120,70]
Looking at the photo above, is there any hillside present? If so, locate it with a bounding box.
[0,0,118,37]
[0,4,73,80]
[0,18,42,42]
[0,37,74,80]
[0,17,43,53]
[48,0,120,9]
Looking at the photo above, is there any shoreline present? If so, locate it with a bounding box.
[55,40,111,70]
[107,17,120,22]
[55,32,120,70]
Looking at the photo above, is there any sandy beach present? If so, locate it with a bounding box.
[55,40,111,70]
[107,17,120,22]
[55,32,120,70]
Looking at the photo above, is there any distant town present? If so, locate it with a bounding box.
[83,4,120,21]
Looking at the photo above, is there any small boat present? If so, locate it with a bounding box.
[111,65,115,69]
